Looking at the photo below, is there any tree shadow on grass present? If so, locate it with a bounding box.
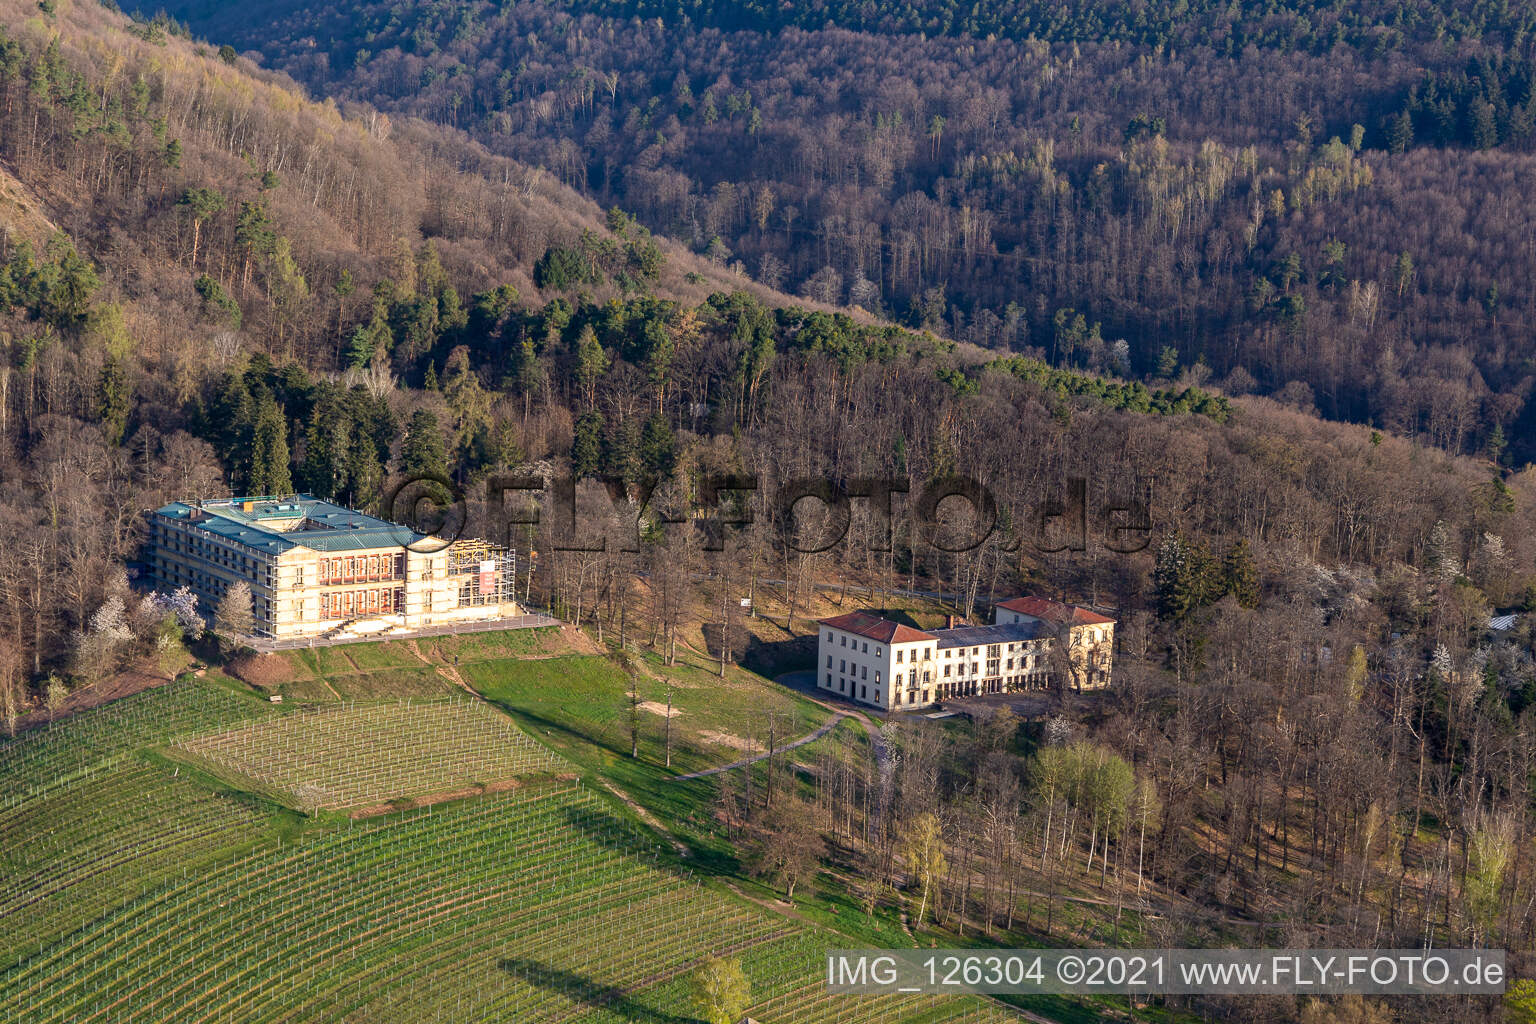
[496,957,700,1024]
[486,702,631,762]
[557,800,743,880]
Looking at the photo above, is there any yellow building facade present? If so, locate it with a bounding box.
[147,496,521,640]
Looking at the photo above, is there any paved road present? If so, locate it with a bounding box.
[770,670,892,792]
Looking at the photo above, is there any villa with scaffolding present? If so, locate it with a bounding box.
[146,495,522,641]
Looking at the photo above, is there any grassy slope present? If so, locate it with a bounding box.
[0,659,1038,1023]
[5,594,1198,1022]
[237,624,1198,1023]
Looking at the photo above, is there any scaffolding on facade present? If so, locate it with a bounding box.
[448,539,518,608]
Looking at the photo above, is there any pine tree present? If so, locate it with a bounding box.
[1387,109,1414,154]
[263,236,309,352]
[298,390,351,499]
[1426,520,1461,582]
[1487,423,1507,466]
[235,200,276,293]
[400,409,449,478]
[344,398,388,509]
[573,325,607,408]
[177,188,225,268]
[1153,534,1213,622]
[95,357,131,446]
[638,411,677,478]
[571,409,603,478]
[442,348,491,458]
[345,308,392,369]
[248,397,292,495]
[1220,538,1260,608]
[602,416,638,482]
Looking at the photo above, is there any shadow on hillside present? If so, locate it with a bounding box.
[740,632,814,677]
[488,702,633,763]
[558,800,743,881]
[496,957,699,1024]
[701,621,753,664]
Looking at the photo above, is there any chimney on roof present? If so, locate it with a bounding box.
[945,614,956,629]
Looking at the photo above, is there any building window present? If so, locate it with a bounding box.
[861,642,868,654]
[861,666,868,679]
[841,636,846,647]
[875,671,881,684]
[896,650,904,664]
[825,673,832,687]
[840,659,846,673]
[827,655,833,668]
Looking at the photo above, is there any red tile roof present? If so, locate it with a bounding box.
[996,596,1115,626]
[818,611,936,644]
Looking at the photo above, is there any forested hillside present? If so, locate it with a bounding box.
[161,0,1536,460]
[0,0,879,690]
[4,0,1536,1014]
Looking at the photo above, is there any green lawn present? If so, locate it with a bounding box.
[0,627,1189,1024]
[327,666,456,700]
[467,651,827,777]
[424,625,568,662]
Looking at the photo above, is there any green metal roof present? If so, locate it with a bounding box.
[291,525,423,551]
[152,495,426,555]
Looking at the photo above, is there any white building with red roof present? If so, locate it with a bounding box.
[994,597,1116,689]
[816,597,1115,711]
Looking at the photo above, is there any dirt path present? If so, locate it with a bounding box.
[722,881,830,930]
[775,671,891,781]
[348,778,525,819]
[557,622,605,654]
[405,639,481,700]
[670,713,848,780]
[598,779,690,857]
